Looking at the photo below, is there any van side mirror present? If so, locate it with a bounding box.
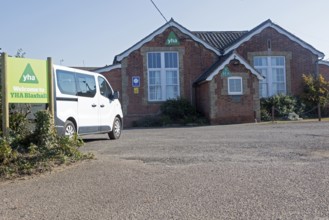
[110,91,119,100]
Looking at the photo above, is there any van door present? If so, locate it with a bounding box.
[76,73,99,134]
[55,69,79,135]
[98,76,115,132]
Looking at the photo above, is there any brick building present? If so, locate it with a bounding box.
[95,19,325,127]
[319,60,329,81]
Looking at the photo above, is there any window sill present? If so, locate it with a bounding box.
[228,93,243,96]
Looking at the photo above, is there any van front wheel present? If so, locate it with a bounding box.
[109,117,121,140]
[64,120,76,137]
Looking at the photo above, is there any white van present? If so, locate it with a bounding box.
[53,65,123,139]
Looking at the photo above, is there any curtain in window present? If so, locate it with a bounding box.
[149,71,161,100]
[166,70,178,99]
[147,52,179,101]
[272,65,285,94]
[254,56,285,97]
[165,53,178,68]
[148,53,161,68]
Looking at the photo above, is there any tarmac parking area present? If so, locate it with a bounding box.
[1,122,329,219]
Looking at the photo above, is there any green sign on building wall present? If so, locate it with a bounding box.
[165,31,180,46]
[7,57,48,103]
[221,66,232,77]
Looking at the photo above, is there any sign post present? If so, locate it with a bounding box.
[1,53,9,136]
[47,57,54,119]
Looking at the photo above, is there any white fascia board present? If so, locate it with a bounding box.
[224,22,324,58]
[237,54,264,80]
[115,21,220,62]
[319,60,329,66]
[224,23,271,54]
[205,53,264,81]
[94,64,121,73]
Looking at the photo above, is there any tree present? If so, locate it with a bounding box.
[15,48,26,58]
[302,73,329,120]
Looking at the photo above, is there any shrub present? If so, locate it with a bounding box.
[260,109,271,121]
[0,110,93,179]
[160,98,197,121]
[302,74,329,107]
[9,112,33,152]
[0,139,17,165]
[260,94,305,120]
[133,98,208,127]
[161,98,208,125]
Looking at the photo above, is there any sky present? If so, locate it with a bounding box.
[1,0,329,67]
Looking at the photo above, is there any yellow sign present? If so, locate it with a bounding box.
[7,57,48,103]
[134,87,139,94]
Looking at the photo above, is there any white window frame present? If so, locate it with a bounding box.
[254,56,286,98]
[147,52,180,101]
[228,76,243,95]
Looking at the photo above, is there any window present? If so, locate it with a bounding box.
[147,52,179,101]
[98,76,112,98]
[56,70,97,97]
[254,56,286,98]
[76,73,96,97]
[267,39,271,50]
[228,77,243,95]
[56,70,77,95]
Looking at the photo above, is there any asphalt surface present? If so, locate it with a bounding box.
[1,122,329,219]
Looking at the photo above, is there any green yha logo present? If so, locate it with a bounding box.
[19,63,39,84]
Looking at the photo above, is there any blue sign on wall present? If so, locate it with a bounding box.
[132,76,140,87]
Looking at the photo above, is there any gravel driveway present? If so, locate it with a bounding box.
[1,122,329,219]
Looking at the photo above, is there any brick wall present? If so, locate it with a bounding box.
[319,63,329,81]
[195,82,210,119]
[238,27,318,96]
[101,25,320,127]
[197,61,260,124]
[100,68,122,102]
[120,27,218,127]
[211,64,260,124]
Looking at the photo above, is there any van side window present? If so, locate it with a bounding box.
[56,70,77,95]
[98,76,112,98]
[76,74,96,97]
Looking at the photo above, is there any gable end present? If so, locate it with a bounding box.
[113,19,220,63]
[224,20,324,58]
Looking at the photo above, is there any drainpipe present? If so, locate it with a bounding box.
[316,56,324,121]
